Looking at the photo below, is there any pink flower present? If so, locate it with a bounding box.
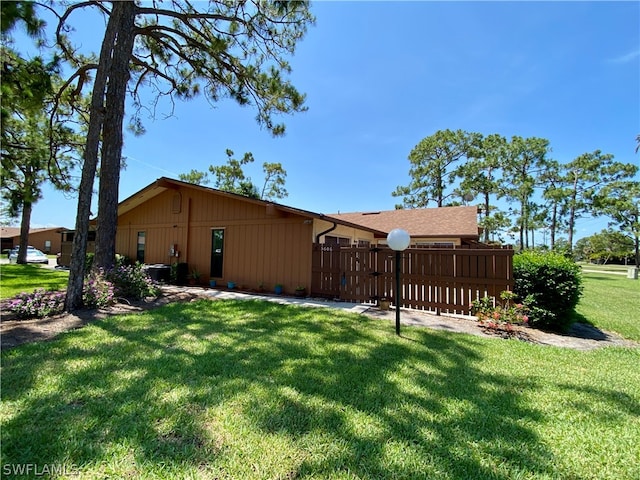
[492,311,501,320]
[522,316,529,323]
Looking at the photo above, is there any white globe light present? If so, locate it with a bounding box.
[387,228,411,251]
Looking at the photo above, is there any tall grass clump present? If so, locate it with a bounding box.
[514,250,583,332]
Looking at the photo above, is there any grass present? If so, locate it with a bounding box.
[575,272,640,341]
[2,299,639,479]
[0,264,69,299]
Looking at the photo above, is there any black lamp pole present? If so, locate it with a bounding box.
[387,228,410,337]
[395,250,401,335]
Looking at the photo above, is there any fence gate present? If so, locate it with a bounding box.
[311,243,341,298]
[339,246,381,304]
[311,244,513,315]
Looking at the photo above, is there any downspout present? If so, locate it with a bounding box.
[315,220,337,244]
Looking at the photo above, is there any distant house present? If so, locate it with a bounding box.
[1,226,67,254]
[104,178,480,295]
[328,206,481,248]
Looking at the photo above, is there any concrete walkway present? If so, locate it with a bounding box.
[164,286,640,349]
[581,269,628,276]
[167,285,484,338]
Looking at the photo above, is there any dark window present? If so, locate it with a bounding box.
[137,232,146,263]
[61,231,95,242]
[210,229,224,278]
[325,235,351,246]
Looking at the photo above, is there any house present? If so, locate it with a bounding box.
[328,206,481,248]
[1,226,67,254]
[110,178,480,295]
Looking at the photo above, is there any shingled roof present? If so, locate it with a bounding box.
[327,206,480,239]
[1,226,65,238]
[0,227,20,238]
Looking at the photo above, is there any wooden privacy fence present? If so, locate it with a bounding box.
[311,244,514,315]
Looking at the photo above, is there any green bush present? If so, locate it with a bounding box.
[85,252,94,272]
[105,263,159,300]
[83,270,115,308]
[513,250,583,332]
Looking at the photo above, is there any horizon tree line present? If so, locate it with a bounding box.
[392,129,639,257]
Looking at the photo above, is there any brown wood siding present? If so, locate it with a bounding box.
[12,230,64,254]
[116,186,313,294]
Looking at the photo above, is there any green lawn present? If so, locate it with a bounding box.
[575,272,640,341]
[0,264,69,299]
[2,299,639,479]
[578,262,634,273]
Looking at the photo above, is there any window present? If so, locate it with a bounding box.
[137,232,146,263]
[324,235,351,246]
[62,230,96,242]
[415,241,454,248]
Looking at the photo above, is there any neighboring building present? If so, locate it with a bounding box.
[57,229,96,267]
[328,206,481,248]
[106,178,481,295]
[0,227,20,253]
[1,226,67,254]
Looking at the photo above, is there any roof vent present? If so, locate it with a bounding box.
[362,211,381,216]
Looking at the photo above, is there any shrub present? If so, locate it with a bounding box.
[115,253,131,267]
[471,290,530,333]
[85,252,95,272]
[83,270,115,308]
[105,263,159,300]
[513,250,583,331]
[7,289,66,319]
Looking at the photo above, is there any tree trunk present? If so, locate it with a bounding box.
[17,201,32,264]
[94,1,137,271]
[65,6,120,311]
[567,173,578,254]
[530,226,535,248]
[483,192,490,243]
[550,202,557,249]
[519,199,526,251]
[567,199,576,255]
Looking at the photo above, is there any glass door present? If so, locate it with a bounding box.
[210,229,224,278]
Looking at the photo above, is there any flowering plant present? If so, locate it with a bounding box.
[471,290,530,330]
[8,289,66,319]
[105,263,159,300]
[83,270,115,308]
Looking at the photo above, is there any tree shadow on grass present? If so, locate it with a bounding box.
[1,299,633,478]
[244,328,551,478]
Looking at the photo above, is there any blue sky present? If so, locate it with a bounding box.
[22,1,640,244]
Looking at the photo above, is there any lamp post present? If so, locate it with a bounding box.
[387,228,410,335]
